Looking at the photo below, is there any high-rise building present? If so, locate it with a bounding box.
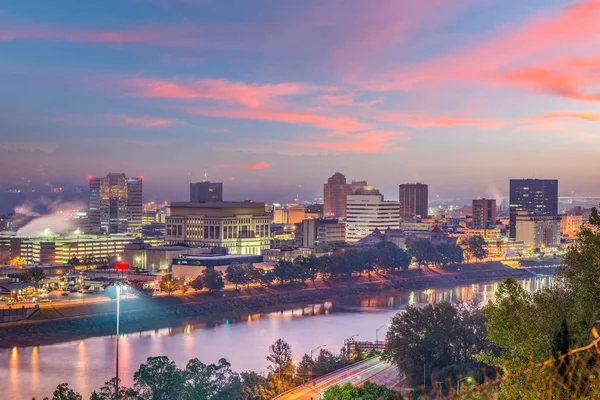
[399,183,428,219]
[88,173,143,234]
[166,201,271,255]
[472,199,497,229]
[509,179,558,239]
[323,173,353,219]
[190,169,223,202]
[346,193,400,243]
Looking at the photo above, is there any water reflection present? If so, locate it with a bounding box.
[0,276,553,400]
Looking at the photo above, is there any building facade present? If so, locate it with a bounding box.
[323,173,353,219]
[262,247,313,263]
[346,194,400,243]
[299,218,346,248]
[166,201,271,255]
[399,183,428,219]
[190,181,223,202]
[509,179,558,239]
[88,173,143,234]
[472,198,497,229]
[515,214,561,248]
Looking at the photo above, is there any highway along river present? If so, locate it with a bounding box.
[0,276,552,400]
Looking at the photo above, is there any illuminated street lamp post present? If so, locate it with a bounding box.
[311,344,326,361]
[375,323,390,343]
[114,281,125,400]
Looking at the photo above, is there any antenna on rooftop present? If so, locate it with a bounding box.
[203,166,208,182]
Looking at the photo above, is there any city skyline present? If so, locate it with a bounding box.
[1,1,600,202]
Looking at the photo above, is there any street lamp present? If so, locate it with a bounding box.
[375,323,391,343]
[311,345,326,360]
[344,334,359,343]
[113,281,126,400]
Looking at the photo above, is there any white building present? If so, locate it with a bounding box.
[515,214,561,248]
[166,201,271,255]
[346,194,400,243]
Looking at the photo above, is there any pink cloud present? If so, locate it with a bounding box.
[186,107,372,132]
[282,130,407,153]
[367,0,600,91]
[525,111,600,122]
[101,114,176,127]
[126,78,323,107]
[375,113,505,129]
[238,161,273,170]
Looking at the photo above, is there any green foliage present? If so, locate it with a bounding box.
[133,356,185,400]
[89,377,139,400]
[558,206,600,346]
[47,383,82,400]
[375,240,412,271]
[273,260,296,284]
[20,267,46,283]
[159,274,180,295]
[189,275,204,291]
[481,277,571,366]
[225,262,247,289]
[435,242,463,267]
[408,238,438,266]
[202,267,225,292]
[323,381,403,400]
[383,302,494,387]
[463,235,488,263]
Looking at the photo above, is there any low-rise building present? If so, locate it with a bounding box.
[262,247,313,263]
[516,214,561,248]
[122,244,199,273]
[166,201,271,255]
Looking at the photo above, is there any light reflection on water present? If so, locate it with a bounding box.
[0,276,552,400]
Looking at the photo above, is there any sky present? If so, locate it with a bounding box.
[0,0,599,204]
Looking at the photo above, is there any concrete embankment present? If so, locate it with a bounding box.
[0,263,557,348]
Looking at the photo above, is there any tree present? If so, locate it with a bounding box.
[130,281,154,297]
[133,356,185,400]
[558,206,600,346]
[294,255,319,286]
[239,371,273,400]
[383,302,493,387]
[48,383,83,400]
[375,241,411,271]
[243,263,260,289]
[159,274,180,296]
[20,267,46,283]
[436,242,464,268]
[273,260,295,284]
[266,338,294,393]
[68,257,80,266]
[257,269,275,287]
[225,262,247,290]
[408,238,437,267]
[323,381,402,400]
[481,277,571,366]
[466,235,488,263]
[190,275,204,292]
[203,267,225,292]
[90,378,139,400]
[359,247,380,281]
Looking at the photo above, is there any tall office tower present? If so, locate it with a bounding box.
[346,193,400,243]
[323,173,352,218]
[190,169,223,202]
[509,179,558,239]
[399,183,428,219]
[472,198,497,229]
[88,173,143,234]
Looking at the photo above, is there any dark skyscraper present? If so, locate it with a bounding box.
[88,173,143,234]
[509,179,558,239]
[323,172,352,218]
[399,183,428,219]
[190,169,223,202]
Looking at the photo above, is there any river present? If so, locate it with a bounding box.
[0,276,553,400]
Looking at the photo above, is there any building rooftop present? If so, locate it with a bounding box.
[177,253,263,261]
[170,201,265,208]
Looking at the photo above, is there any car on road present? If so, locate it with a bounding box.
[61,292,69,297]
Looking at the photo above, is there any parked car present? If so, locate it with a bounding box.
[61,292,69,297]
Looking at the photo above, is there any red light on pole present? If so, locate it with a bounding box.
[115,262,129,271]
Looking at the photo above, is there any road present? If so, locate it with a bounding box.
[276,356,402,400]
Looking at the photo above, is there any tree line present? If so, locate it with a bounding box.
[32,338,380,400]
[381,207,600,398]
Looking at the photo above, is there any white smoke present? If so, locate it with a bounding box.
[15,198,86,237]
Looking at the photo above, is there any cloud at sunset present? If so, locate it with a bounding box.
[238,161,273,170]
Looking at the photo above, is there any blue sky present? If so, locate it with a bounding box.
[0,0,598,203]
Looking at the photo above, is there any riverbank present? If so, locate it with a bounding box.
[0,262,557,348]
